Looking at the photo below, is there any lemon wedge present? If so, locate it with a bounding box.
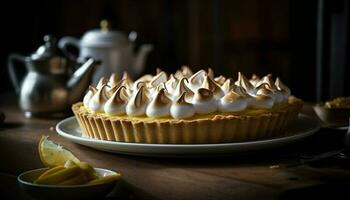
[36,136,121,185]
[38,136,80,167]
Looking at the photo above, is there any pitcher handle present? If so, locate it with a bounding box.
[58,36,80,60]
[7,53,26,94]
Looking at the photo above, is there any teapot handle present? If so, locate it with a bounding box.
[58,36,80,60]
[7,53,26,94]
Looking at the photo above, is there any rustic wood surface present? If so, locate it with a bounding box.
[1,93,350,200]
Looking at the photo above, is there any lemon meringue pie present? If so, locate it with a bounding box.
[72,66,303,144]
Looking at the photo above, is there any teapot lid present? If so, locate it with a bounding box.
[80,20,129,48]
[31,35,61,61]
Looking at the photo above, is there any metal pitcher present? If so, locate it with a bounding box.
[8,35,98,117]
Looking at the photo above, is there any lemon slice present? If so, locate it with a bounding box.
[38,136,80,167]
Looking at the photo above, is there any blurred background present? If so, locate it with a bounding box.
[0,0,349,102]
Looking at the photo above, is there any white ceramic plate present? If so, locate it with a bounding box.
[56,114,320,157]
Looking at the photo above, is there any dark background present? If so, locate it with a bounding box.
[0,0,348,102]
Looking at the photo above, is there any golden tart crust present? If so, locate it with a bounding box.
[72,96,303,144]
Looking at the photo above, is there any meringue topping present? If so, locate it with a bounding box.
[275,77,291,96]
[150,83,168,98]
[104,86,128,115]
[214,75,226,85]
[187,70,206,91]
[207,68,214,79]
[250,95,274,109]
[250,74,260,86]
[96,77,107,89]
[175,92,191,105]
[192,88,217,114]
[126,86,149,116]
[108,73,119,88]
[175,65,193,79]
[83,86,97,107]
[259,74,278,90]
[121,72,133,87]
[219,91,248,112]
[149,71,167,87]
[257,82,283,103]
[107,79,127,97]
[82,67,292,119]
[221,78,234,94]
[236,72,256,95]
[88,84,109,113]
[256,86,274,97]
[200,75,224,99]
[233,85,249,96]
[146,88,171,117]
[138,74,153,82]
[170,92,195,119]
[165,74,179,94]
[173,78,194,101]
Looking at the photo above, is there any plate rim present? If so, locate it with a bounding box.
[56,114,320,149]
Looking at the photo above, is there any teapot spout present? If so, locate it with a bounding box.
[133,44,153,76]
[67,58,96,104]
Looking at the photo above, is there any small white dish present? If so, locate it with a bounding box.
[56,114,320,157]
[18,168,119,200]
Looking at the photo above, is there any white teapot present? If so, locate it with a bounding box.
[58,20,153,83]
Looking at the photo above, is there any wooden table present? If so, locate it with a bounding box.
[1,93,350,200]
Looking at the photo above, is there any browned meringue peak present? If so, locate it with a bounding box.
[256,82,273,91]
[174,65,193,79]
[207,68,214,79]
[222,91,244,102]
[275,77,291,95]
[107,79,124,95]
[165,74,179,92]
[131,86,149,108]
[92,84,109,104]
[149,71,167,87]
[259,74,277,90]
[188,69,207,87]
[107,78,132,97]
[214,75,227,85]
[83,85,98,107]
[108,73,119,87]
[251,74,260,80]
[193,88,214,101]
[249,74,260,86]
[108,86,128,106]
[134,81,147,91]
[121,72,133,86]
[256,86,274,97]
[151,88,172,107]
[200,75,223,97]
[88,85,97,94]
[175,92,192,105]
[96,77,107,89]
[174,78,194,99]
[236,72,255,93]
[221,78,234,94]
[232,85,250,97]
[150,83,168,97]
[137,74,153,82]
